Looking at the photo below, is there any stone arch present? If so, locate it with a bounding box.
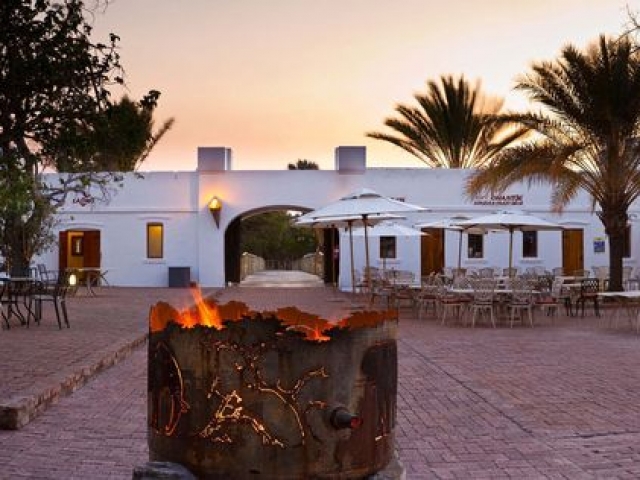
[223,204,336,285]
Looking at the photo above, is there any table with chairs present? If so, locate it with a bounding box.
[1,268,73,330]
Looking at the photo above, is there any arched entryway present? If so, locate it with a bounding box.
[223,206,337,285]
[59,229,101,279]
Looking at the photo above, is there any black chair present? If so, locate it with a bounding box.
[0,279,11,328]
[575,278,600,317]
[1,277,35,328]
[31,271,72,329]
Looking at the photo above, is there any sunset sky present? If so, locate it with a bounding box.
[92,0,633,171]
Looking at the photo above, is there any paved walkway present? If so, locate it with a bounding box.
[1,284,639,478]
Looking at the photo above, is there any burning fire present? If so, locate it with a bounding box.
[149,287,395,341]
[150,287,240,333]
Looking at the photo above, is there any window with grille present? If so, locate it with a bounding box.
[467,233,483,258]
[380,236,397,259]
[147,223,164,259]
[522,231,538,258]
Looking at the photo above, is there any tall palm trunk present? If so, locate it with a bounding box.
[599,210,627,292]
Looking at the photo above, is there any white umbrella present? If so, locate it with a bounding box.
[351,221,426,237]
[296,188,426,293]
[294,213,406,293]
[454,211,563,274]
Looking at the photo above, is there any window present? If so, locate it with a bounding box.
[522,231,538,258]
[467,233,483,258]
[147,223,164,259]
[379,236,397,259]
[624,224,631,258]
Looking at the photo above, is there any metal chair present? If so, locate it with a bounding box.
[478,267,495,278]
[31,271,72,329]
[575,278,600,317]
[435,280,468,326]
[508,278,535,327]
[469,278,497,328]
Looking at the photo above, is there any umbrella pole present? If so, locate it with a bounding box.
[348,221,356,295]
[363,215,372,297]
[457,230,463,269]
[330,228,336,290]
[508,228,514,276]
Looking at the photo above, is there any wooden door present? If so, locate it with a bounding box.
[562,229,583,275]
[83,230,101,268]
[58,231,69,271]
[421,228,444,275]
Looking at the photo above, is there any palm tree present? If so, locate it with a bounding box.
[367,75,527,168]
[288,159,319,170]
[466,35,640,291]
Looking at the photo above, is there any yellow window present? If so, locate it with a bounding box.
[147,223,164,259]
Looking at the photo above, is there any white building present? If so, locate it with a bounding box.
[34,146,638,290]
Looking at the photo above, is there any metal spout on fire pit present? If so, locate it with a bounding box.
[330,407,363,430]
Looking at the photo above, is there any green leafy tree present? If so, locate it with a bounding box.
[241,212,317,263]
[0,0,172,275]
[56,94,174,173]
[287,159,319,170]
[367,75,527,168]
[466,35,640,291]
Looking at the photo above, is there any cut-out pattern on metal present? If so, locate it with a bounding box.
[197,336,329,448]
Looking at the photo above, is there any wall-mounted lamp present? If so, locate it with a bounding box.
[208,196,222,228]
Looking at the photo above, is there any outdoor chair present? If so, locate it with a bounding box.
[1,277,36,328]
[502,267,519,278]
[469,278,497,328]
[478,267,495,278]
[572,269,590,279]
[535,276,570,320]
[575,278,600,318]
[415,274,439,319]
[435,280,468,326]
[507,278,535,327]
[381,270,416,309]
[622,266,634,290]
[0,279,10,329]
[36,263,58,284]
[31,270,72,329]
[450,268,467,279]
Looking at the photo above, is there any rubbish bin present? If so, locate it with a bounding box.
[168,267,191,288]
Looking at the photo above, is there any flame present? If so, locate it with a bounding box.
[191,287,223,329]
[149,294,395,341]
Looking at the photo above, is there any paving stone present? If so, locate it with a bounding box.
[0,285,639,478]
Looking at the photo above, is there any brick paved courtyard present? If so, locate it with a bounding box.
[0,284,639,479]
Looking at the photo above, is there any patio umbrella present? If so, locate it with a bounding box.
[351,221,426,237]
[295,188,426,293]
[454,211,563,275]
[294,213,406,293]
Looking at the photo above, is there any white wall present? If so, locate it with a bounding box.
[32,160,640,288]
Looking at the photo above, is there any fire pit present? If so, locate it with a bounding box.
[147,292,398,479]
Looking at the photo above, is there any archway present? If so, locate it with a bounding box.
[223,205,337,285]
[59,229,101,282]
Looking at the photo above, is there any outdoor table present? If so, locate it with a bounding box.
[597,291,640,333]
[557,280,585,316]
[71,268,109,296]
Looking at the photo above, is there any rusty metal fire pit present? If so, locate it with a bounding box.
[147,295,398,479]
